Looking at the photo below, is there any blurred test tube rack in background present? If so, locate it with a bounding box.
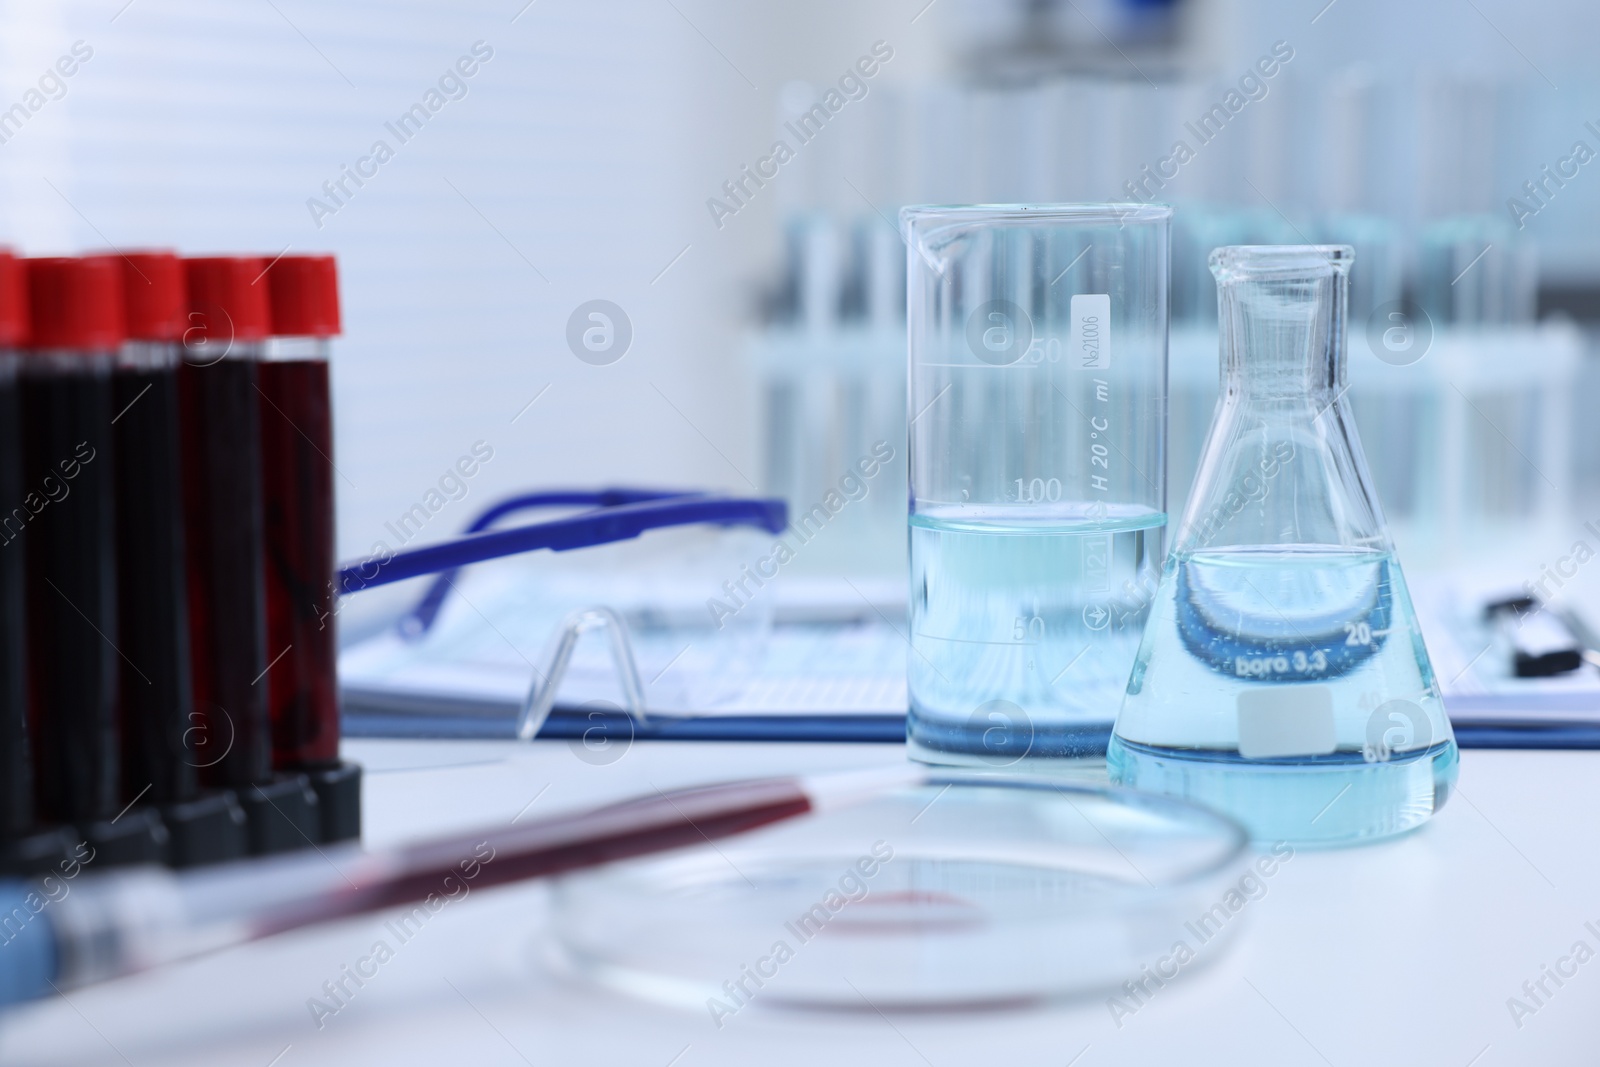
[745,64,1599,578]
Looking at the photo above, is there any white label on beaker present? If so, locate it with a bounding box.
[1236,685,1337,758]
[1072,294,1110,370]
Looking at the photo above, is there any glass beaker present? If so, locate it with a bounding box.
[900,204,1170,767]
[1108,245,1458,845]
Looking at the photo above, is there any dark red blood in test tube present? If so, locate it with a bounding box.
[106,251,197,805]
[19,257,124,823]
[0,252,31,841]
[260,255,341,768]
[179,257,272,788]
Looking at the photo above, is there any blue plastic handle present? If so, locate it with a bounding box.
[446,488,697,532]
[335,490,788,633]
[389,489,711,636]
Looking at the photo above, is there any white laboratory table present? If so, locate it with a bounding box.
[2,738,1599,1066]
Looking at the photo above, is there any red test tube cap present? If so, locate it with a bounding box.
[183,256,271,345]
[110,251,185,342]
[0,251,25,348]
[265,254,340,338]
[26,257,126,352]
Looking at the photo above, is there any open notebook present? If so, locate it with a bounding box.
[340,568,1600,743]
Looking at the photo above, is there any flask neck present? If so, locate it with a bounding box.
[1215,251,1349,402]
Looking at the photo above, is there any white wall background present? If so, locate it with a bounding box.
[0,0,941,631]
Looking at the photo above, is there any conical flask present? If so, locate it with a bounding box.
[1107,245,1457,845]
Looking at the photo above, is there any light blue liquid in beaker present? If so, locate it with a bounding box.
[1108,545,1457,843]
[906,505,1164,764]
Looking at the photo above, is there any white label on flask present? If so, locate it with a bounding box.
[1236,685,1337,759]
[1072,294,1110,370]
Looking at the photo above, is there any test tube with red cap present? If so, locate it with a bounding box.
[20,257,166,865]
[260,254,360,843]
[0,252,78,876]
[178,257,318,855]
[108,252,247,867]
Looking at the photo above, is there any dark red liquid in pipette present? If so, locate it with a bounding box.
[258,359,339,768]
[178,357,270,787]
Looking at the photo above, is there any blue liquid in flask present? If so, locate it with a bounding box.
[907,505,1165,765]
[1108,546,1457,844]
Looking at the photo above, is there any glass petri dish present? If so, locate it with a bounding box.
[547,771,1250,1011]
